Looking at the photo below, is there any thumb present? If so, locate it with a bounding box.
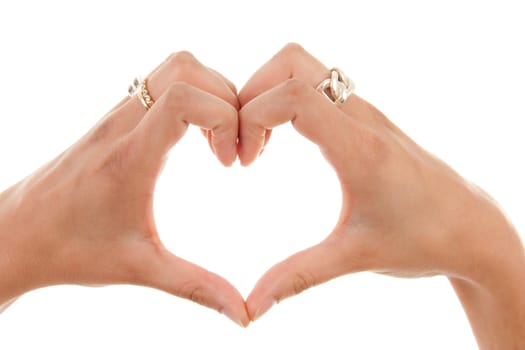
[246,232,366,322]
[138,246,249,327]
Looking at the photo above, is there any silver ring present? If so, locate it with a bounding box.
[316,68,355,104]
[128,76,154,110]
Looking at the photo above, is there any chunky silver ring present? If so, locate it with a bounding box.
[316,68,355,104]
[128,76,154,110]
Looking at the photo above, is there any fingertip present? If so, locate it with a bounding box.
[145,251,249,327]
[221,307,251,328]
[212,124,239,167]
[251,298,276,322]
[239,154,256,167]
[218,155,235,168]
[230,143,239,166]
[246,281,277,322]
[217,143,238,167]
[218,286,250,327]
[202,279,250,327]
[237,140,260,167]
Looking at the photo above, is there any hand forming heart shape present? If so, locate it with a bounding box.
[1,43,514,331]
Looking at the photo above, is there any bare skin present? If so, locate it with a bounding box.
[0,51,249,327]
[1,43,524,348]
[237,44,525,349]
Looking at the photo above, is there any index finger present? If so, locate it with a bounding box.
[238,43,370,126]
[238,43,329,106]
[238,79,356,166]
[93,51,239,144]
[131,82,239,171]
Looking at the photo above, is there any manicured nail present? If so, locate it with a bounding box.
[221,308,246,328]
[253,299,276,322]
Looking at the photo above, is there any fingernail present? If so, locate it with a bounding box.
[258,147,265,156]
[252,299,276,322]
[221,308,246,328]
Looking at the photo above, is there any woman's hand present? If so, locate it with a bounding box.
[238,44,525,347]
[0,52,249,327]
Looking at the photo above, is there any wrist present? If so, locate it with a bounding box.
[442,181,524,286]
[0,182,59,304]
[449,265,525,349]
[445,186,525,348]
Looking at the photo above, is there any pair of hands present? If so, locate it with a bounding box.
[0,44,519,329]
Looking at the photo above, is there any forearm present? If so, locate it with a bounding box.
[449,221,525,349]
[0,183,48,308]
[0,185,23,306]
[450,276,525,349]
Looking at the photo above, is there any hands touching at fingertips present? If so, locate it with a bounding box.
[0,43,523,348]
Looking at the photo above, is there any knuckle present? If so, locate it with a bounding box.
[87,117,115,143]
[163,82,193,108]
[179,282,210,308]
[280,42,306,58]
[282,78,311,100]
[166,51,199,80]
[291,271,317,296]
[167,50,197,69]
[95,138,136,181]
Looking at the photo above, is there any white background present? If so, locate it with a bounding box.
[0,1,524,348]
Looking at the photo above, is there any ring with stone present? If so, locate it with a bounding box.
[128,77,155,110]
[316,68,355,104]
